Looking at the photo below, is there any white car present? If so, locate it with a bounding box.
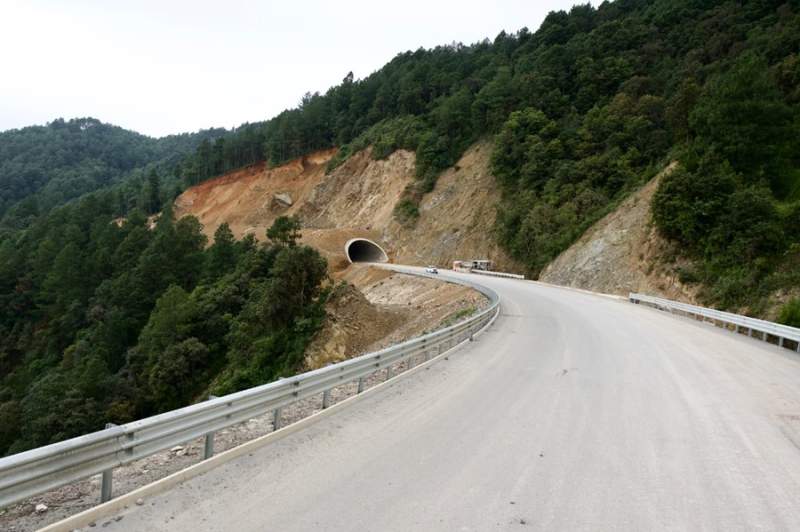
[425,266,438,274]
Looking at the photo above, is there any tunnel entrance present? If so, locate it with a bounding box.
[345,238,389,263]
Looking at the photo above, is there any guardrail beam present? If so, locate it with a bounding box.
[629,293,800,356]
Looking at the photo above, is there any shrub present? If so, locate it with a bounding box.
[778,299,800,328]
[393,198,420,225]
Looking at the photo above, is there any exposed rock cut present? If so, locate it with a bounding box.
[539,162,699,302]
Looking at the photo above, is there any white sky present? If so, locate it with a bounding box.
[0,0,585,138]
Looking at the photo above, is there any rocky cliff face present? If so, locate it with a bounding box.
[382,141,517,272]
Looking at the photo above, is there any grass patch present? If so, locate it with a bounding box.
[439,306,477,328]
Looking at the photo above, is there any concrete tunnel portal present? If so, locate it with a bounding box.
[345,238,389,263]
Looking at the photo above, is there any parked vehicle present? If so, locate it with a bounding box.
[425,266,438,274]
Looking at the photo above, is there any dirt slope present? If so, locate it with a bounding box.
[174,148,414,270]
[174,149,337,242]
[174,141,517,272]
[539,162,699,302]
[305,265,488,370]
[297,147,415,231]
[383,141,517,271]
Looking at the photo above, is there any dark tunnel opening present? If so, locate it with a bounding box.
[345,238,389,263]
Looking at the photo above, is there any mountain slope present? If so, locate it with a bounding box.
[173,140,517,272]
[0,117,225,228]
[539,160,799,319]
[539,162,698,300]
[174,1,800,317]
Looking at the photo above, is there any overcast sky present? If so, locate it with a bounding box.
[1,0,585,138]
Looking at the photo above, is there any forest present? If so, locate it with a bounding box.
[2,0,800,454]
[0,205,327,455]
[0,117,226,232]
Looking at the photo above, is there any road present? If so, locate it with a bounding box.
[101,268,800,531]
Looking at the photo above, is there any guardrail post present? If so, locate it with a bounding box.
[322,389,331,409]
[357,377,365,394]
[273,407,283,430]
[204,432,215,460]
[203,395,218,460]
[100,423,116,503]
[796,341,800,354]
[748,328,753,337]
[779,337,785,349]
[386,366,393,380]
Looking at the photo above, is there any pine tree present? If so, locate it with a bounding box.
[205,223,237,280]
[145,170,161,214]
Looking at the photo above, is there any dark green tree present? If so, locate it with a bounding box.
[205,223,237,280]
[689,53,795,195]
[266,215,302,247]
[145,170,162,214]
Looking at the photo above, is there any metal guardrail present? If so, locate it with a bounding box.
[629,293,800,351]
[468,269,525,280]
[0,276,499,510]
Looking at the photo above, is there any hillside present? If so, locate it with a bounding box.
[539,162,699,300]
[0,202,332,456]
[0,117,225,230]
[541,159,800,320]
[305,265,487,370]
[174,140,517,271]
[174,0,800,319]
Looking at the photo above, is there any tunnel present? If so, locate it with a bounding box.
[345,238,389,263]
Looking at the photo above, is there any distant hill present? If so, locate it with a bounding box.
[0,117,225,227]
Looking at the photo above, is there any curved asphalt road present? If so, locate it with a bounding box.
[101,268,800,531]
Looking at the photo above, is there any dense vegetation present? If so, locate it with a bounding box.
[177,122,267,187]
[779,299,800,327]
[651,49,800,311]
[0,206,327,455]
[0,117,225,231]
